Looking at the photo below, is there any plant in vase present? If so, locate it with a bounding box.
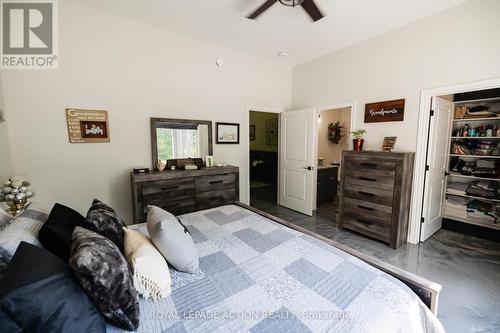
[0,176,35,215]
[328,121,345,144]
[351,129,366,151]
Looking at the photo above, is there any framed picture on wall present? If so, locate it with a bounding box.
[216,122,240,144]
[65,108,110,143]
[249,125,255,141]
[265,118,278,145]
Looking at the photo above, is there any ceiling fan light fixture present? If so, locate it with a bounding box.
[279,0,305,7]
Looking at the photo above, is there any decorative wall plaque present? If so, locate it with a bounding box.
[65,108,110,143]
[364,99,405,123]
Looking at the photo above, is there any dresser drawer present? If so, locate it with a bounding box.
[343,197,392,220]
[143,197,195,216]
[343,184,393,207]
[196,173,235,192]
[344,157,396,176]
[196,188,236,210]
[342,210,391,242]
[344,170,395,191]
[142,178,195,202]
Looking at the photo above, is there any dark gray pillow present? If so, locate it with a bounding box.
[147,205,199,273]
[84,199,125,252]
[69,226,139,331]
[0,242,106,333]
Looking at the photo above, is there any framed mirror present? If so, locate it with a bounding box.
[151,118,213,168]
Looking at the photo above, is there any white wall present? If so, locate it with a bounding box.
[0,73,11,177]
[293,0,500,152]
[1,2,291,223]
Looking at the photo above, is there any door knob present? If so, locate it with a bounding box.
[303,166,314,170]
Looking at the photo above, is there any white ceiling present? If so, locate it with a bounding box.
[69,0,468,65]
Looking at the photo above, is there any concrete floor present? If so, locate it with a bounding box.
[250,192,500,333]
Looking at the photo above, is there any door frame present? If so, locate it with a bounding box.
[409,77,500,243]
[314,102,358,210]
[246,106,283,206]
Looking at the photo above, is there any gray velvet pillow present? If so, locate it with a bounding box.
[69,227,139,331]
[146,206,199,273]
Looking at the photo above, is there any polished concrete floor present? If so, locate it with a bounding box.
[250,194,500,333]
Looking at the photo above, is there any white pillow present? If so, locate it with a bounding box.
[123,228,172,300]
[146,206,199,273]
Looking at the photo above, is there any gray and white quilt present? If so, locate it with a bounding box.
[108,205,444,333]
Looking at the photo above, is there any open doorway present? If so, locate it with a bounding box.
[315,106,352,221]
[418,87,500,242]
[249,111,279,208]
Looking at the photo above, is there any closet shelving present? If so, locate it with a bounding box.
[444,97,500,230]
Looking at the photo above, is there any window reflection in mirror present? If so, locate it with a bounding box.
[156,124,210,160]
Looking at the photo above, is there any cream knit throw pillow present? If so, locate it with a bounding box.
[123,228,172,300]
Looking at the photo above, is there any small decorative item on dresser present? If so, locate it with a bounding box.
[381,136,397,152]
[0,176,35,215]
[206,156,214,167]
[351,129,366,151]
[216,122,240,144]
[132,167,150,174]
[156,160,167,171]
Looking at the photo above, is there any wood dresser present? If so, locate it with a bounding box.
[338,151,414,249]
[131,166,239,224]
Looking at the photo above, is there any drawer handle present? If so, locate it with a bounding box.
[161,185,180,191]
[358,205,374,211]
[360,162,378,168]
[358,191,375,197]
[359,176,377,182]
[356,218,374,226]
[209,196,225,201]
[209,180,224,185]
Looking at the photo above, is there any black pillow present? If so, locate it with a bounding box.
[84,199,126,252]
[0,242,106,332]
[69,226,139,331]
[38,203,86,261]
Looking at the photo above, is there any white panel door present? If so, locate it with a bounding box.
[420,97,453,241]
[279,108,316,216]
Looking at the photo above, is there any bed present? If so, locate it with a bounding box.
[108,203,444,333]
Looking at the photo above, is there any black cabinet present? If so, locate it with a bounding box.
[317,166,338,205]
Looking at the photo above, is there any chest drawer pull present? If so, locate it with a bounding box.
[209,180,224,185]
[358,191,375,197]
[357,205,374,211]
[161,185,180,191]
[356,218,374,225]
[358,176,377,182]
[360,162,378,167]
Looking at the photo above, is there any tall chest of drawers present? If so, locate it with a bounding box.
[131,166,239,224]
[339,151,414,249]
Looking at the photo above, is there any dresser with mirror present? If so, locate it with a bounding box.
[131,117,239,224]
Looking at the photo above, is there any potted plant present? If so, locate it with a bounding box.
[328,121,344,144]
[351,129,366,151]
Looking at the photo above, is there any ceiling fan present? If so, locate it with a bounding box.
[247,0,324,22]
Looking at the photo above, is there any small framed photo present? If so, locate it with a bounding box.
[80,121,108,139]
[249,125,255,141]
[216,122,240,144]
[206,155,214,167]
[382,136,397,152]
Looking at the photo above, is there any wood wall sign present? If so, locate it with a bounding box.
[364,99,405,123]
[65,108,110,143]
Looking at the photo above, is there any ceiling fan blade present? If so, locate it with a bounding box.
[247,0,279,19]
[301,0,324,22]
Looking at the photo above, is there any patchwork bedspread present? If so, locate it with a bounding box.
[108,205,444,333]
